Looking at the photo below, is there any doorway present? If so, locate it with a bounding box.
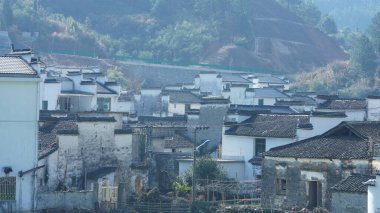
[308,181,322,209]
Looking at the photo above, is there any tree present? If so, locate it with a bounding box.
[351,35,378,75]
[318,15,337,34]
[183,156,229,186]
[368,12,380,57]
[107,66,127,88]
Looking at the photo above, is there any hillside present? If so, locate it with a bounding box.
[7,0,346,72]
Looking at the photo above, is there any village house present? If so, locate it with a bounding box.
[222,113,310,180]
[261,121,380,211]
[0,56,40,212]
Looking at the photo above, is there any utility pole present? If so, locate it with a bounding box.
[191,126,209,204]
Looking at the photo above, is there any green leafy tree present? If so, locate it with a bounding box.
[149,20,215,61]
[107,66,127,88]
[368,12,380,57]
[351,35,378,74]
[319,15,337,34]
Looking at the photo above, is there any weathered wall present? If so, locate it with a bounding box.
[36,191,96,210]
[261,157,371,211]
[331,192,367,213]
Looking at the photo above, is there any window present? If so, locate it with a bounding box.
[97,97,111,112]
[258,99,264,106]
[0,177,16,201]
[276,178,286,195]
[42,100,48,110]
[255,138,266,156]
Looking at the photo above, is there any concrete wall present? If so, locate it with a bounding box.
[261,157,371,211]
[0,79,40,212]
[253,97,276,106]
[331,192,367,213]
[37,191,96,210]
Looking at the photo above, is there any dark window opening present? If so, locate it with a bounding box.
[308,181,322,209]
[276,178,286,195]
[97,97,111,112]
[258,99,264,106]
[255,138,266,156]
[42,100,48,110]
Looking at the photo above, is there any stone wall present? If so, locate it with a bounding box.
[261,157,371,211]
[331,192,367,213]
[37,191,97,210]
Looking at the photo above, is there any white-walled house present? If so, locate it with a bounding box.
[316,98,367,121]
[221,114,309,180]
[0,56,40,212]
[161,90,201,116]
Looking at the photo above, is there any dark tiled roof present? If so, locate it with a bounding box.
[164,134,193,149]
[316,95,339,100]
[201,97,230,104]
[257,75,286,84]
[222,73,251,83]
[253,88,289,98]
[61,90,94,96]
[44,78,61,83]
[39,119,78,159]
[368,95,380,99]
[115,129,133,134]
[229,105,296,114]
[331,174,375,193]
[96,82,117,94]
[318,99,367,110]
[77,116,116,122]
[163,90,201,104]
[311,111,347,118]
[265,135,370,159]
[275,100,305,106]
[135,116,187,127]
[80,80,95,85]
[0,56,38,77]
[225,114,310,138]
[265,121,380,159]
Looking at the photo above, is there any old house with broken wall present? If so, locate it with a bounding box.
[261,121,380,211]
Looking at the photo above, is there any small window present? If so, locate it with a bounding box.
[42,100,48,110]
[0,177,16,201]
[255,138,266,156]
[258,99,264,106]
[97,97,111,112]
[276,178,286,195]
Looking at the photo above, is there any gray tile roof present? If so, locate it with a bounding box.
[253,88,289,98]
[265,136,370,159]
[318,99,367,110]
[163,90,201,104]
[225,114,310,138]
[96,82,117,94]
[164,134,193,149]
[222,73,251,83]
[134,116,188,127]
[331,174,375,193]
[264,121,380,159]
[257,75,287,84]
[0,56,38,77]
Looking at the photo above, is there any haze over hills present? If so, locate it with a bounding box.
[313,0,380,30]
[8,0,346,72]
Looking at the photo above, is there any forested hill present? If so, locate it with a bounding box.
[6,0,346,72]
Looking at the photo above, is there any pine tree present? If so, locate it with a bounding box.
[368,12,380,57]
[351,35,378,74]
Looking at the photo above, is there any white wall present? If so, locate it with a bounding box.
[221,134,294,179]
[168,103,185,115]
[368,175,380,213]
[368,98,380,121]
[43,83,61,110]
[199,73,222,96]
[0,79,40,212]
[253,97,276,106]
